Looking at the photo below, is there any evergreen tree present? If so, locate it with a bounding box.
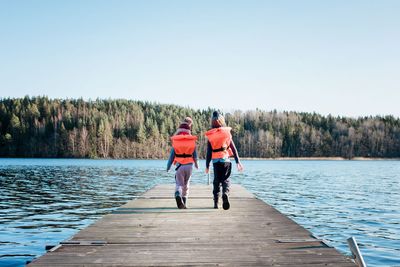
[1,96,400,159]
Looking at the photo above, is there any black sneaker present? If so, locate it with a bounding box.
[175,195,185,209]
[222,194,230,210]
[213,198,218,209]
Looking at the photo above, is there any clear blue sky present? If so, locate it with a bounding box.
[1,0,399,117]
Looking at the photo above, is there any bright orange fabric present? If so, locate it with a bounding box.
[171,135,197,165]
[205,127,232,159]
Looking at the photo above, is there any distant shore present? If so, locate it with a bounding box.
[1,157,399,161]
[240,157,400,161]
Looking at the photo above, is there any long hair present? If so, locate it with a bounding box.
[211,111,225,128]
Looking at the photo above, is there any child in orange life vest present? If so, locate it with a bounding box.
[167,117,199,209]
[205,111,243,210]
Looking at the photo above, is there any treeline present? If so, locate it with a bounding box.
[1,96,400,159]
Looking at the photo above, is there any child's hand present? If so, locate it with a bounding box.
[205,168,209,174]
[237,162,244,172]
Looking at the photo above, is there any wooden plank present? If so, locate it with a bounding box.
[28,184,355,266]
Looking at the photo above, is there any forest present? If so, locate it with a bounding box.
[1,96,400,159]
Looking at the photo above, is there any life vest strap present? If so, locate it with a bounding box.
[212,146,227,152]
[175,153,192,158]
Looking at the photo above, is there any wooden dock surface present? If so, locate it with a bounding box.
[28,184,355,266]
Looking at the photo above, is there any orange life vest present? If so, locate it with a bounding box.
[205,127,233,159]
[171,135,197,165]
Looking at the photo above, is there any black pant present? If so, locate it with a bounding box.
[213,162,232,199]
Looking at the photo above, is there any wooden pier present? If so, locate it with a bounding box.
[28,184,356,266]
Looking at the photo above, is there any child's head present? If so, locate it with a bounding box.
[211,111,225,128]
[184,117,193,129]
[175,117,192,135]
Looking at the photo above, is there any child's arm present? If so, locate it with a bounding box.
[230,140,244,172]
[193,149,199,169]
[229,141,240,164]
[166,148,175,172]
[205,141,212,173]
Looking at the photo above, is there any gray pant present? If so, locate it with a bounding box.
[175,164,193,197]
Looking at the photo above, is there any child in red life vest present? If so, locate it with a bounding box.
[205,111,243,210]
[167,117,199,209]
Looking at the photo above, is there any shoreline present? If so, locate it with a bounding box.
[1,157,400,161]
[241,157,400,161]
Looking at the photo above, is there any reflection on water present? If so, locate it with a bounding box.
[0,159,399,267]
[238,160,400,267]
[0,159,173,267]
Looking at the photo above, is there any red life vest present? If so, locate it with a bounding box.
[171,135,197,165]
[205,127,233,159]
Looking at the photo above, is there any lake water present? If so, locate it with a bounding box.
[0,159,399,267]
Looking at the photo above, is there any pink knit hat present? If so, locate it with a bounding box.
[174,117,193,135]
[184,117,193,128]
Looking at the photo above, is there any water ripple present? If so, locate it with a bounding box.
[236,160,400,267]
[0,159,399,267]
